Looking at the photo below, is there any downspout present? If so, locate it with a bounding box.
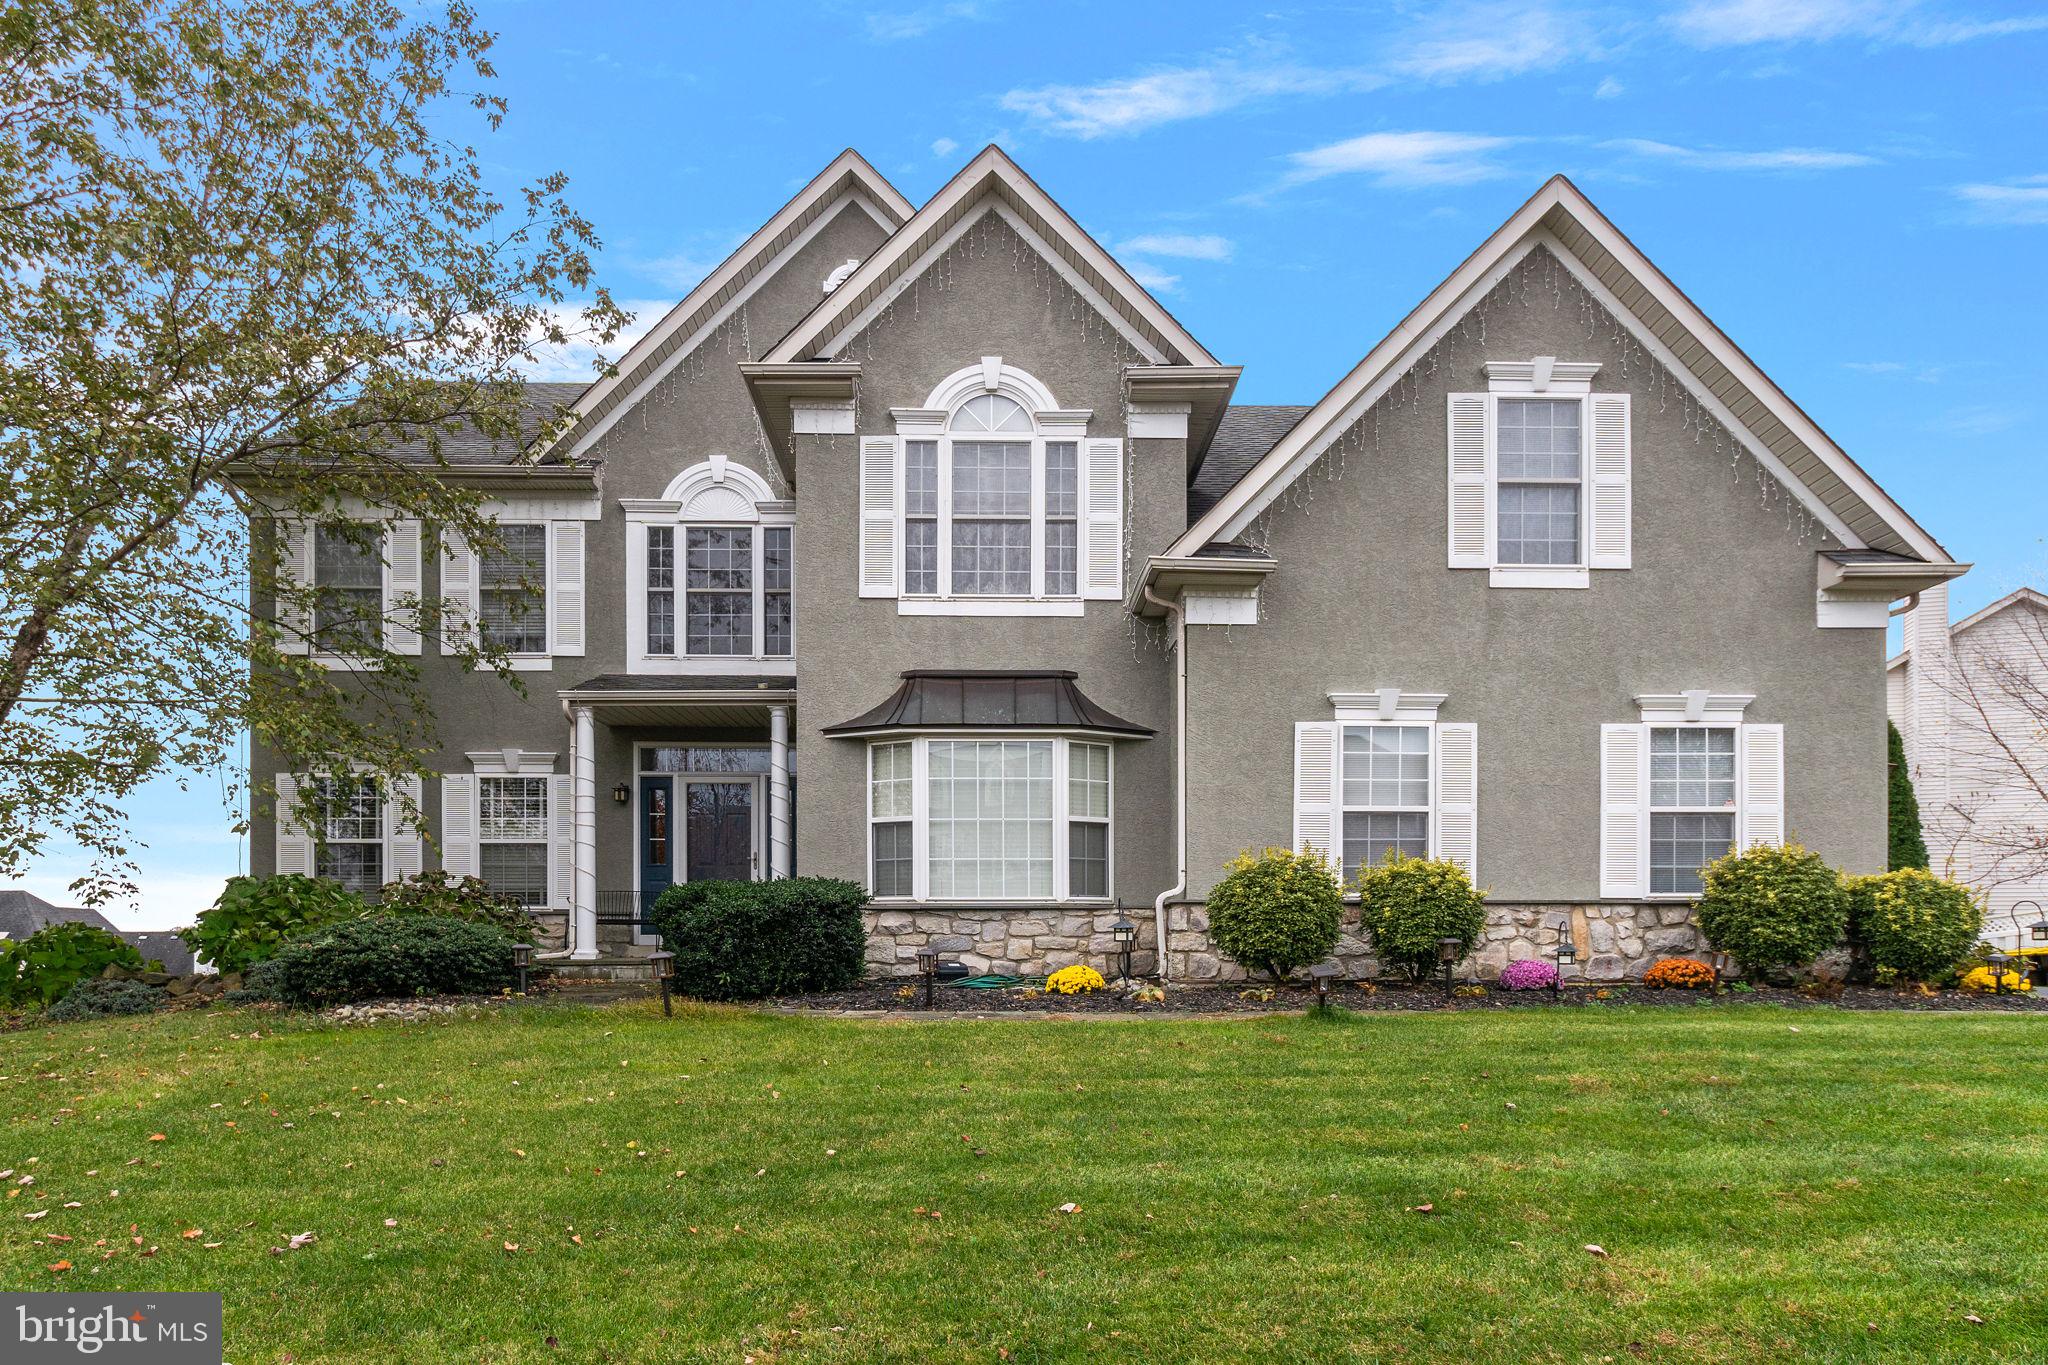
[1142,583,1187,983]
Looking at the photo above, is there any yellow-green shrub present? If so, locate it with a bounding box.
[1845,868,1980,983]
[1693,842,1847,978]
[1208,847,1343,983]
[1354,852,1486,983]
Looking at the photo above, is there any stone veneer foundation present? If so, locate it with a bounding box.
[862,901,1706,984]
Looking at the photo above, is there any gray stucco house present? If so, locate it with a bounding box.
[249,146,1966,982]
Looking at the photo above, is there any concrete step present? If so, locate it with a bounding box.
[543,956,658,982]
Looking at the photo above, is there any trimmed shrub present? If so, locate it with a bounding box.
[376,870,539,943]
[46,977,167,1021]
[646,878,867,1002]
[1499,959,1557,991]
[1693,842,1848,979]
[1847,867,1979,983]
[1354,852,1487,983]
[266,916,514,1007]
[0,923,146,1007]
[1207,848,1343,983]
[1887,721,1929,871]
[1643,957,1717,990]
[182,874,364,973]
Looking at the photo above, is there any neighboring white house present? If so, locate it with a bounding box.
[1890,583,2048,946]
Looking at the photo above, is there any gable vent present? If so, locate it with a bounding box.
[822,258,862,295]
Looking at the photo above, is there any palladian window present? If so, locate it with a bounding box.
[903,394,1080,600]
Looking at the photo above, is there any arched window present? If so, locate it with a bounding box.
[630,458,793,666]
[902,373,1079,599]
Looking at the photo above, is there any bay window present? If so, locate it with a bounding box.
[867,736,1113,901]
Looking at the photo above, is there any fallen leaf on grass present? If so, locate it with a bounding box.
[1057,1203,1081,1215]
[147,1134,166,1142]
[1584,1244,1609,1258]
[569,1234,583,1246]
[384,1219,398,1228]
[1408,1203,1437,1214]
[181,1229,202,1240]
[24,1210,47,1221]
[503,1242,519,1252]
[911,1207,942,1221]
[47,1260,70,1272]
[1965,1314,1985,1325]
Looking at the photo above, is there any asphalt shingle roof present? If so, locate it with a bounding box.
[0,890,117,941]
[384,382,590,465]
[1188,405,1312,523]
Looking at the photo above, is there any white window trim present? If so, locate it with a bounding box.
[1622,697,1766,900]
[1328,690,1447,724]
[1336,718,1436,881]
[308,521,388,671]
[865,731,1115,905]
[463,749,560,908]
[622,458,796,675]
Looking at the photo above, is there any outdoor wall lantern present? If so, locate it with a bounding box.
[648,949,675,1016]
[612,783,632,805]
[1551,939,1576,1002]
[1109,911,1137,984]
[1309,962,1338,1010]
[916,946,940,1009]
[1437,937,1463,998]
[511,941,533,997]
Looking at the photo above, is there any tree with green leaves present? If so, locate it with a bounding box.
[0,0,626,903]
[1887,721,1928,870]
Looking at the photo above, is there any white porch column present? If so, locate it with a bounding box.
[769,704,793,880]
[571,704,599,959]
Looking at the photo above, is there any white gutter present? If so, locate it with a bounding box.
[1141,583,1187,983]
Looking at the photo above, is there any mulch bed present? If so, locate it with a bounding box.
[768,979,2048,1015]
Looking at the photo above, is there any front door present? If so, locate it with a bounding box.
[684,779,758,883]
[639,776,675,909]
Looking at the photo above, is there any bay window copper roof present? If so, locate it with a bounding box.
[821,671,1154,738]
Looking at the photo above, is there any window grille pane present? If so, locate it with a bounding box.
[764,527,793,656]
[926,740,1053,898]
[312,525,382,651]
[479,843,548,906]
[317,843,384,896]
[1650,811,1734,894]
[1341,811,1429,882]
[950,394,1033,433]
[686,527,752,590]
[1046,442,1077,517]
[905,519,938,595]
[479,777,548,840]
[317,777,382,841]
[1496,483,1580,566]
[479,524,548,653]
[951,442,1031,516]
[1341,726,1431,808]
[1649,728,1737,809]
[870,742,914,819]
[1045,520,1077,596]
[1497,399,1581,479]
[1068,742,1110,818]
[872,821,914,897]
[647,527,676,655]
[764,590,792,656]
[905,441,939,517]
[950,520,1030,595]
[685,527,753,654]
[1068,821,1108,897]
[762,527,791,589]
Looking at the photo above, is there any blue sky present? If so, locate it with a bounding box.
[32,0,2047,926]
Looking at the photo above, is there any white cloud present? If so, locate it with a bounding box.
[1594,75,1626,98]
[1115,233,1234,262]
[865,2,986,42]
[1669,0,2048,48]
[930,137,959,157]
[517,299,669,384]
[1952,176,2048,225]
[1843,360,1946,382]
[1126,262,1181,293]
[1603,137,1877,170]
[626,251,722,293]
[1001,60,1383,139]
[1391,1,1588,81]
[1924,403,2026,436]
[1278,130,1519,189]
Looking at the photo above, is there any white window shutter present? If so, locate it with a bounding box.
[439,530,476,656]
[1082,437,1124,600]
[275,773,312,876]
[549,521,585,656]
[1588,393,1631,569]
[1293,722,1339,872]
[1740,723,1785,849]
[275,521,312,655]
[1600,724,1648,898]
[1433,723,1479,881]
[549,774,575,909]
[1447,394,1491,569]
[386,774,424,884]
[858,435,899,598]
[440,773,477,877]
[383,520,423,655]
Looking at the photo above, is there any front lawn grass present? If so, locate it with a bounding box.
[1,1002,2043,1362]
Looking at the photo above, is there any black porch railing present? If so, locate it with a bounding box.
[596,890,656,932]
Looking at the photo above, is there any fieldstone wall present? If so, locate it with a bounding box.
[861,901,1706,983]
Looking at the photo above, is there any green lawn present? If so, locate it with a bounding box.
[2,1003,2044,1363]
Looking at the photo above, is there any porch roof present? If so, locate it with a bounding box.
[560,674,796,729]
[821,670,1154,739]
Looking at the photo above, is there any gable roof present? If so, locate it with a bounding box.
[1889,586,2047,670]
[0,890,116,940]
[1166,175,1954,566]
[545,149,914,461]
[760,145,1219,368]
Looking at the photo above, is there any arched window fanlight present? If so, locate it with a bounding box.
[949,393,1034,434]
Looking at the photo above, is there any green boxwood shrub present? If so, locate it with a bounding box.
[1846,867,1980,983]
[266,915,515,1007]
[0,923,146,1007]
[646,878,867,1001]
[1354,852,1486,983]
[46,977,167,1021]
[182,874,365,973]
[1693,842,1848,978]
[1207,848,1343,982]
[377,870,539,942]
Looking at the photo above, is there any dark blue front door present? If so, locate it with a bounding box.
[640,776,674,910]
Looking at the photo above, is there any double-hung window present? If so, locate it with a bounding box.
[314,775,383,895]
[644,524,794,659]
[902,395,1080,601]
[1495,399,1581,566]
[867,736,1113,901]
[478,775,549,906]
[1648,727,1736,895]
[478,524,547,655]
[1339,725,1431,880]
[312,525,382,654]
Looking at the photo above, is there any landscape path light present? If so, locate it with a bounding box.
[1110,910,1137,985]
[511,941,532,997]
[1309,962,1338,1011]
[916,946,940,1009]
[1551,939,1575,1003]
[648,949,675,1017]
[1438,937,1463,999]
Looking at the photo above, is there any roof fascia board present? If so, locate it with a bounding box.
[1951,586,2048,636]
